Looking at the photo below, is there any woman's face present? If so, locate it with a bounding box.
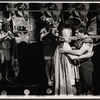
[62,29,72,43]
[3,23,10,32]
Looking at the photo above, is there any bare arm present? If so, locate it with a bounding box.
[68,51,94,60]
[40,28,49,41]
[59,43,90,56]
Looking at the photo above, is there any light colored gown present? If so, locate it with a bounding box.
[54,42,78,95]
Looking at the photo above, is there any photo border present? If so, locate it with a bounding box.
[0,0,99,100]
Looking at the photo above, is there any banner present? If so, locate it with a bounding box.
[12,17,31,33]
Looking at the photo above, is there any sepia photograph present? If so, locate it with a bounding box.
[0,1,99,98]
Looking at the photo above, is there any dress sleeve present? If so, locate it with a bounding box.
[63,42,72,50]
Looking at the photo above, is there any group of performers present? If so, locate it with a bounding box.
[0,13,97,96]
[40,17,94,95]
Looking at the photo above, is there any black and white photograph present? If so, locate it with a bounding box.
[0,1,99,98]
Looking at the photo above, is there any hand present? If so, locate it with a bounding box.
[59,48,66,54]
[85,51,94,58]
[8,31,15,39]
[5,35,12,40]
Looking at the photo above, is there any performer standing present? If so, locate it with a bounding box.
[40,18,59,86]
[0,19,14,84]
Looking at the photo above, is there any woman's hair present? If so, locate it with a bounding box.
[59,22,71,36]
[77,24,87,34]
[63,22,71,29]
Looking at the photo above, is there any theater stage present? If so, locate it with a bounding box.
[0,42,54,96]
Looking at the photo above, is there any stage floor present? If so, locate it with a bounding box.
[0,82,54,96]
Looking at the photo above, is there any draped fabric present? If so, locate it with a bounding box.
[11,38,19,80]
[54,46,77,95]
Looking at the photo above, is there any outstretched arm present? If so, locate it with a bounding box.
[68,51,94,60]
[60,43,90,56]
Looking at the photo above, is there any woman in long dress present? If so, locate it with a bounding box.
[54,24,93,95]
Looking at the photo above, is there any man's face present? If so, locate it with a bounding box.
[0,22,2,30]
[75,29,84,39]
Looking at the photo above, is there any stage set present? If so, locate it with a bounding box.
[0,3,100,96]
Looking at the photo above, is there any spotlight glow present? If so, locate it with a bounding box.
[1,90,7,95]
[24,89,30,95]
[46,88,52,94]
